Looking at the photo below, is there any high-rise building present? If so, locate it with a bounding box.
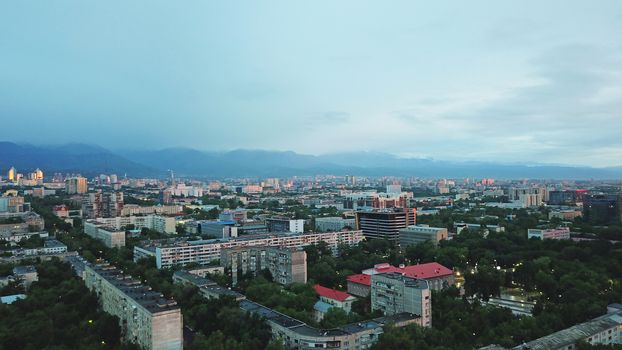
[7,167,16,182]
[345,175,357,186]
[82,192,124,218]
[583,194,622,225]
[74,259,183,350]
[356,208,416,241]
[65,176,88,194]
[371,272,431,327]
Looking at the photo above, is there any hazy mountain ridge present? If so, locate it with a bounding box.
[1,142,622,179]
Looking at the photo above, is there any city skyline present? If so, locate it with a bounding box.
[2,1,622,167]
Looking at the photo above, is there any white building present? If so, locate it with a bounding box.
[135,230,364,269]
[314,217,356,232]
[527,227,571,240]
[84,221,126,248]
[90,215,176,234]
[121,205,182,216]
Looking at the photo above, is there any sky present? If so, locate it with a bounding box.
[1,1,622,167]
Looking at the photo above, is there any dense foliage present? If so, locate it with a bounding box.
[0,259,137,350]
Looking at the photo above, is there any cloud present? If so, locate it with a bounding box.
[390,43,622,166]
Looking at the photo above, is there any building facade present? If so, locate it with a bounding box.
[266,217,305,233]
[84,221,126,248]
[315,217,356,232]
[89,215,176,235]
[135,230,363,269]
[356,208,416,242]
[79,262,183,350]
[221,246,307,286]
[65,176,88,194]
[371,272,432,327]
[399,225,448,247]
[528,227,571,240]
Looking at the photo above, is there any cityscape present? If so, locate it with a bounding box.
[2,1,622,350]
[0,167,621,349]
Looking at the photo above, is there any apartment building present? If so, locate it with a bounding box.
[241,300,422,350]
[76,260,183,350]
[82,192,124,219]
[134,230,363,269]
[65,176,88,194]
[84,221,126,248]
[121,204,182,217]
[371,272,432,327]
[480,306,622,349]
[221,246,307,286]
[89,215,176,234]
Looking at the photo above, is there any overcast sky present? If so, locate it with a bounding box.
[2,1,622,166]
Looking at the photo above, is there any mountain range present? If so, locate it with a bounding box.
[1,141,622,179]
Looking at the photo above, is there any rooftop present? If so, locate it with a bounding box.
[44,239,67,248]
[13,265,37,275]
[90,263,180,314]
[314,284,354,302]
[349,262,453,286]
[241,299,420,338]
[508,311,622,350]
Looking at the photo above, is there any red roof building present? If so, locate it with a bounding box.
[346,262,455,297]
[313,284,354,302]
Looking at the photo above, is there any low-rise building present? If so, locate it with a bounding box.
[315,217,356,232]
[266,217,305,233]
[12,265,38,288]
[221,246,307,286]
[313,284,356,322]
[549,209,582,221]
[454,222,504,235]
[528,227,571,240]
[399,225,448,247]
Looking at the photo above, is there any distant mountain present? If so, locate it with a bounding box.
[0,142,159,177]
[2,141,622,179]
[120,148,622,179]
